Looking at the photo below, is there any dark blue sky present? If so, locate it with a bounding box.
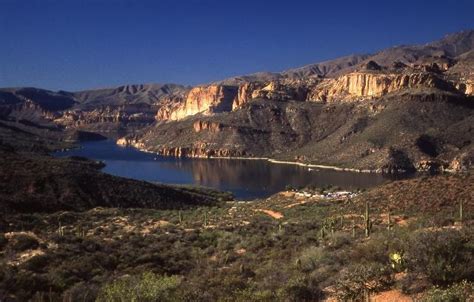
[1,0,473,91]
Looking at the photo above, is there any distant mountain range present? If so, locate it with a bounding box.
[1,30,473,172]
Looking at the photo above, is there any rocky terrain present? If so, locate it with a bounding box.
[1,31,473,173]
[0,84,189,138]
[0,114,227,215]
[118,30,474,173]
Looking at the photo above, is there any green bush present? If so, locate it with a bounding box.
[96,272,182,302]
[277,277,322,302]
[298,246,326,272]
[405,229,474,285]
[334,262,392,301]
[232,287,276,302]
[421,281,474,302]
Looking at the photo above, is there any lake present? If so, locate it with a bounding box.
[55,140,391,199]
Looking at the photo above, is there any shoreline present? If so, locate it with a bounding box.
[125,144,382,174]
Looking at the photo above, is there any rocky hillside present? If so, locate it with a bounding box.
[1,30,473,172]
[0,150,222,213]
[0,118,225,214]
[119,30,474,173]
[0,84,189,138]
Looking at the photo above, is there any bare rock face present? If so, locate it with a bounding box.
[249,81,309,102]
[156,146,247,158]
[193,120,224,133]
[448,149,474,172]
[415,159,442,173]
[456,80,474,95]
[157,81,311,120]
[157,85,238,121]
[306,71,449,102]
[55,104,157,127]
[232,82,264,110]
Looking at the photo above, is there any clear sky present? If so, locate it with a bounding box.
[1,0,473,91]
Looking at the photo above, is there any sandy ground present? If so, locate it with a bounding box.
[255,209,284,219]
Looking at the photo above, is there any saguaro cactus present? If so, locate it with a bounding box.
[58,222,64,237]
[387,212,392,231]
[295,258,302,269]
[365,201,371,237]
[352,219,356,238]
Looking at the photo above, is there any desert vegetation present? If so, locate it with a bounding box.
[0,173,472,301]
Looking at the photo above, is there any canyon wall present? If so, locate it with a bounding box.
[55,104,157,127]
[155,70,466,122]
[156,85,238,121]
[306,72,451,102]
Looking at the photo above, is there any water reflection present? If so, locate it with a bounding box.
[55,140,390,199]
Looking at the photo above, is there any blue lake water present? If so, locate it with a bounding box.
[55,140,391,199]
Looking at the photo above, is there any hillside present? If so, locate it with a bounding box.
[1,167,473,301]
[0,118,226,214]
[115,31,474,173]
[0,30,473,172]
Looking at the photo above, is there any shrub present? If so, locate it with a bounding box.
[0,233,7,249]
[96,272,182,302]
[328,231,352,250]
[11,234,39,252]
[277,277,322,302]
[232,287,276,302]
[405,229,474,285]
[22,254,50,273]
[61,282,99,302]
[298,246,326,272]
[421,281,474,302]
[334,262,392,301]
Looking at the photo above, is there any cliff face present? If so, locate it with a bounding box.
[250,81,309,102]
[157,85,238,121]
[193,120,225,133]
[306,71,451,102]
[232,82,263,110]
[157,80,312,120]
[53,104,159,137]
[456,80,474,95]
[154,65,471,122]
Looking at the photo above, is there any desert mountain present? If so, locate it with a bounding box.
[1,30,473,172]
[117,30,474,173]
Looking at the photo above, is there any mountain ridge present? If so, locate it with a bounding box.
[1,30,473,172]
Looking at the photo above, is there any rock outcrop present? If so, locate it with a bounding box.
[232,82,264,110]
[193,120,225,133]
[306,71,451,102]
[455,80,474,95]
[56,104,157,127]
[156,146,248,158]
[249,81,309,102]
[157,85,238,121]
[156,80,314,121]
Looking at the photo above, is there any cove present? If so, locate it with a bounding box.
[55,140,392,199]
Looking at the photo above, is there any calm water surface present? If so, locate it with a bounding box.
[55,140,391,199]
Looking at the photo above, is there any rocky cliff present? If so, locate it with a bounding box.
[119,31,474,172]
[306,70,453,102]
[2,30,474,173]
[156,85,238,120]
